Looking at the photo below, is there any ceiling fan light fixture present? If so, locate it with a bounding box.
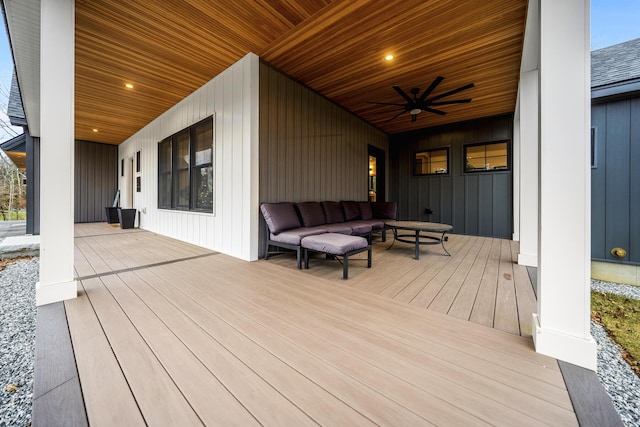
[410,108,421,115]
[384,54,394,61]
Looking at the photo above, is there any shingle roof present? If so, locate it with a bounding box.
[7,70,26,126]
[591,38,640,88]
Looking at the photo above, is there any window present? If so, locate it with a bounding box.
[158,116,213,212]
[414,147,449,176]
[136,151,141,172]
[464,141,509,173]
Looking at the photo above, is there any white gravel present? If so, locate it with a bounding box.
[0,258,38,427]
[591,279,640,427]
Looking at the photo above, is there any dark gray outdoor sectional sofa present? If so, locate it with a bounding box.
[260,200,398,269]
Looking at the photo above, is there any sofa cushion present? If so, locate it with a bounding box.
[355,219,385,230]
[341,201,361,221]
[359,202,373,220]
[323,223,353,235]
[270,226,327,245]
[261,202,301,234]
[346,222,372,235]
[301,233,368,255]
[372,201,397,220]
[296,202,326,227]
[322,201,345,224]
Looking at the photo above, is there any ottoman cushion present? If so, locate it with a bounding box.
[301,233,368,254]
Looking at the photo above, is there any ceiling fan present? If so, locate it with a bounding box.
[368,76,474,123]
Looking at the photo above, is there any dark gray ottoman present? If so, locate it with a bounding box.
[301,233,372,279]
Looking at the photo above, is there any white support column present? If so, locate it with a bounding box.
[517,70,539,267]
[532,0,596,370]
[512,106,520,242]
[37,0,77,306]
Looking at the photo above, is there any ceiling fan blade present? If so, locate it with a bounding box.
[430,98,472,106]
[392,85,414,104]
[428,83,475,102]
[386,110,409,122]
[418,76,444,102]
[366,101,407,106]
[423,107,447,116]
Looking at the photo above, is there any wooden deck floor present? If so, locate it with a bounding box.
[267,231,537,337]
[68,223,577,426]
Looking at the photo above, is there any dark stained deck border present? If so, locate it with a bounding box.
[558,361,623,427]
[32,302,88,427]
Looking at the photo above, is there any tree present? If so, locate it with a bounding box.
[0,150,25,220]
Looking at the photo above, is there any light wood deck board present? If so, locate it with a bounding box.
[160,257,576,424]
[64,288,145,427]
[469,238,502,327]
[494,239,521,335]
[68,224,576,426]
[79,277,204,426]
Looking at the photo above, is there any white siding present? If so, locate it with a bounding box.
[118,53,260,261]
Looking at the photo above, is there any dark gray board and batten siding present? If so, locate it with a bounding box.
[74,140,118,223]
[389,114,513,239]
[591,97,640,264]
[258,62,388,257]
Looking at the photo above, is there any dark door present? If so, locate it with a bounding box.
[368,145,386,202]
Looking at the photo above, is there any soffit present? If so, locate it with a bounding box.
[9,0,528,144]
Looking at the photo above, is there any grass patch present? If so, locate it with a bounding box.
[0,211,27,220]
[592,290,640,376]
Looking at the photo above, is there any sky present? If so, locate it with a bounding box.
[2,1,640,144]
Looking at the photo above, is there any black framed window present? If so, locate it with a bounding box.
[464,140,510,173]
[414,147,449,176]
[136,151,141,172]
[158,116,213,212]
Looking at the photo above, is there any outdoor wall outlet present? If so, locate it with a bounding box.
[424,208,433,215]
[142,207,147,214]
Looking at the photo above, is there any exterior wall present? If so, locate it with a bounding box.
[26,132,40,234]
[389,114,513,238]
[118,53,260,261]
[591,97,640,265]
[258,62,388,257]
[74,140,118,223]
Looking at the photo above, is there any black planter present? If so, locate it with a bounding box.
[118,208,137,229]
[105,207,120,224]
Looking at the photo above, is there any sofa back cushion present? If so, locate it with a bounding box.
[358,201,373,220]
[260,202,301,234]
[341,201,361,221]
[372,201,398,220]
[296,202,326,227]
[322,201,345,224]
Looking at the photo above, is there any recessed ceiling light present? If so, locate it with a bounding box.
[92,128,99,133]
[125,83,134,89]
[384,54,394,61]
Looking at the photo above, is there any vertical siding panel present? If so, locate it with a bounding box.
[630,98,640,263]
[493,175,512,238]
[590,104,607,260]
[74,141,118,223]
[465,176,479,234]
[478,174,493,236]
[604,101,631,261]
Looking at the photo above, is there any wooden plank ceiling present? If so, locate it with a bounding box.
[75,0,527,144]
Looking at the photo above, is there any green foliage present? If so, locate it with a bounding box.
[592,290,640,376]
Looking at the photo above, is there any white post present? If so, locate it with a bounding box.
[517,70,539,267]
[532,0,596,370]
[512,106,520,242]
[37,0,77,306]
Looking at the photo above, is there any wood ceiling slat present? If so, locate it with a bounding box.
[73,0,526,144]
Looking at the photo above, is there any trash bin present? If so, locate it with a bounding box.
[118,208,137,229]
[105,207,120,224]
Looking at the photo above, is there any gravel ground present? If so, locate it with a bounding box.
[0,258,639,426]
[591,279,640,427]
[0,258,38,427]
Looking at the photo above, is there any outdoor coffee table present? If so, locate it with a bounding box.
[385,220,453,260]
